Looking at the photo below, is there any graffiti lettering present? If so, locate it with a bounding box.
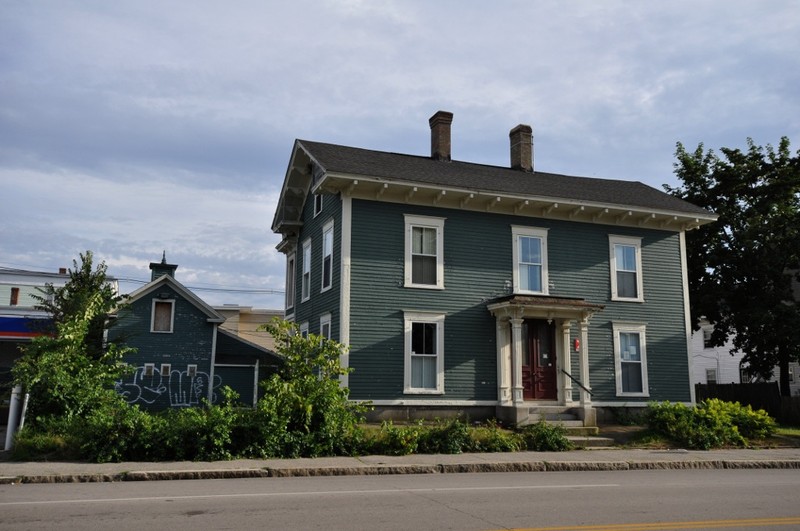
[116,366,222,408]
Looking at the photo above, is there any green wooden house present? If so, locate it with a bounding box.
[271,111,717,426]
[110,256,281,410]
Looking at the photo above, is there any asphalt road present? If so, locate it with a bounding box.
[1,469,799,530]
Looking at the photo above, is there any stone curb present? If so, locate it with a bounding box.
[2,459,799,484]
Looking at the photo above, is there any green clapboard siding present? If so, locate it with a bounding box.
[292,192,341,340]
[348,198,691,404]
[214,365,256,406]
[110,286,219,410]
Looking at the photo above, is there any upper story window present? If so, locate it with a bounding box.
[404,214,445,289]
[286,252,296,314]
[301,238,311,302]
[404,311,445,394]
[151,299,175,333]
[321,219,334,292]
[609,235,644,302]
[9,287,20,306]
[512,226,549,295]
[320,313,332,340]
[313,194,323,217]
[299,322,309,339]
[702,327,713,349]
[613,322,649,397]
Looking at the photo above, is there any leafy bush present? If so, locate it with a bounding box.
[470,419,522,452]
[519,421,573,451]
[375,421,425,455]
[11,429,81,461]
[645,399,776,449]
[417,418,472,454]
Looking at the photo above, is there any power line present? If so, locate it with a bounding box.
[117,277,284,295]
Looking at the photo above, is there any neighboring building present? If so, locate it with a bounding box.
[109,257,282,410]
[271,110,717,426]
[1,267,72,403]
[691,320,800,396]
[215,306,283,352]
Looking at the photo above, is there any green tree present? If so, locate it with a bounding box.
[666,137,800,396]
[13,286,133,423]
[254,319,369,457]
[32,251,121,359]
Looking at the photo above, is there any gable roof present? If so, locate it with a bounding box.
[120,274,224,323]
[273,138,717,237]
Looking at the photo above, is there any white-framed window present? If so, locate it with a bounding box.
[160,363,171,376]
[143,363,155,377]
[320,313,332,341]
[299,322,309,339]
[404,214,445,289]
[187,364,197,378]
[321,219,334,292]
[609,235,644,302]
[512,226,549,295]
[403,311,445,394]
[285,252,296,314]
[613,323,649,397]
[301,238,311,302]
[706,368,717,384]
[702,327,713,349]
[314,194,323,217]
[151,299,175,333]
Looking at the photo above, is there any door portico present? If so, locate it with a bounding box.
[488,295,604,425]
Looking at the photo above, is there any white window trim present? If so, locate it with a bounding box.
[403,214,445,290]
[609,235,644,302]
[313,194,323,217]
[320,313,332,340]
[187,364,198,378]
[160,363,171,375]
[613,322,649,397]
[511,225,549,295]
[321,219,334,293]
[286,251,296,316]
[403,311,445,394]
[299,322,309,338]
[143,363,155,377]
[301,238,311,303]
[150,299,175,333]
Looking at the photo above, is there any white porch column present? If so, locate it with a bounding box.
[579,315,592,406]
[510,317,524,405]
[560,320,573,404]
[496,318,512,405]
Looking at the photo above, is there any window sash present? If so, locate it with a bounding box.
[411,226,437,285]
[322,223,333,290]
[301,241,311,301]
[286,254,296,311]
[614,325,648,396]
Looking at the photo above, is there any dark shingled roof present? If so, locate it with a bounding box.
[298,140,711,216]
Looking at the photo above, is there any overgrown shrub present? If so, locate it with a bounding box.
[417,418,473,454]
[470,419,522,452]
[375,421,425,455]
[645,399,776,449]
[519,421,573,451]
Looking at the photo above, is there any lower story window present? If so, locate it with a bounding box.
[613,323,649,397]
[404,311,444,394]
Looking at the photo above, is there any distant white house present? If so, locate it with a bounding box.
[690,319,799,396]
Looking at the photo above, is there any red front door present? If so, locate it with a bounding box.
[522,320,557,400]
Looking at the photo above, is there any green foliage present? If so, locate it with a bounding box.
[519,421,573,451]
[417,418,472,454]
[470,419,522,453]
[32,251,122,360]
[667,138,800,396]
[375,421,425,455]
[645,399,776,449]
[11,429,81,461]
[12,285,133,424]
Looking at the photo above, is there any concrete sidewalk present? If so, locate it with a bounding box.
[2,447,799,484]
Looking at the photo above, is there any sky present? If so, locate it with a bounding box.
[1,1,798,309]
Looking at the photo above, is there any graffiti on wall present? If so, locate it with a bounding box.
[115,365,222,407]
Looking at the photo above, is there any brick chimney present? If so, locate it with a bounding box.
[509,124,533,172]
[429,110,454,161]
